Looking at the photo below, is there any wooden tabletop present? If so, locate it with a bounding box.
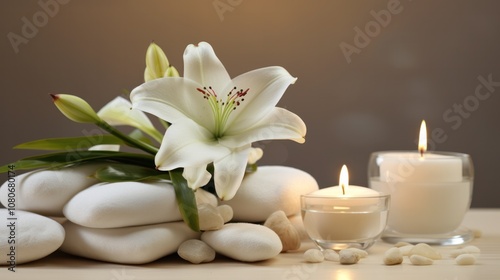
[2,209,499,280]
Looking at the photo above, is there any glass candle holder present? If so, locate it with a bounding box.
[301,194,390,250]
[368,151,474,245]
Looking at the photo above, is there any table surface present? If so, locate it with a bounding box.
[2,209,499,280]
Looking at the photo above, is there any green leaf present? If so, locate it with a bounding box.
[14,135,124,150]
[169,169,199,232]
[94,163,168,182]
[0,151,155,173]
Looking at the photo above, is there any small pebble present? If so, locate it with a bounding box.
[263,211,301,252]
[384,247,403,265]
[450,245,481,257]
[303,249,324,263]
[409,254,434,265]
[201,223,282,262]
[463,245,481,254]
[177,239,216,264]
[339,249,360,264]
[394,242,411,248]
[473,229,482,238]
[344,248,368,258]
[410,243,442,260]
[399,244,415,256]
[216,205,233,223]
[323,249,340,262]
[455,254,476,265]
[198,203,224,231]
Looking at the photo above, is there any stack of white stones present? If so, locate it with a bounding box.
[0,165,318,265]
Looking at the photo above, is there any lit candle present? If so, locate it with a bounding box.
[313,165,381,197]
[301,165,389,250]
[378,121,462,183]
[369,121,473,235]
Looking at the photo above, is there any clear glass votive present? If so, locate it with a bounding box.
[301,194,390,250]
[368,151,474,245]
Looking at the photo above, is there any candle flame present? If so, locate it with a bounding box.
[340,164,349,195]
[418,120,427,157]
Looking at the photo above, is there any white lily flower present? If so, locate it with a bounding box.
[130,42,306,200]
[97,96,163,142]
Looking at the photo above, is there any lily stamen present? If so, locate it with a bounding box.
[197,86,250,138]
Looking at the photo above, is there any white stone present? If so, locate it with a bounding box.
[198,203,224,231]
[409,243,442,260]
[196,188,219,207]
[399,244,415,256]
[217,205,233,223]
[384,247,403,265]
[221,166,318,222]
[450,245,481,258]
[450,249,467,258]
[288,214,309,240]
[345,248,368,258]
[455,253,476,265]
[303,249,324,263]
[339,249,360,264]
[0,210,65,265]
[63,181,216,228]
[263,210,301,252]
[60,221,200,264]
[409,254,434,265]
[177,239,216,264]
[201,223,282,262]
[463,245,481,254]
[323,249,340,262]
[0,164,103,216]
[394,242,411,247]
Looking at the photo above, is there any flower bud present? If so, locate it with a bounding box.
[144,42,169,82]
[165,65,180,77]
[50,94,101,124]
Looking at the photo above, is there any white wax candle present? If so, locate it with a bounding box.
[378,152,462,183]
[371,151,471,234]
[302,186,387,245]
[311,185,381,197]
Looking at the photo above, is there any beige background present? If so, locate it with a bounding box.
[0,0,499,207]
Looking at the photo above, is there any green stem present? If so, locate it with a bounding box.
[97,121,158,155]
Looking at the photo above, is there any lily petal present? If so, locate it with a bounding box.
[220,107,306,148]
[214,145,251,200]
[98,96,155,129]
[131,77,216,132]
[98,96,163,142]
[183,42,231,91]
[224,66,297,134]
[155,119,230,170]
[183,165,212,190]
